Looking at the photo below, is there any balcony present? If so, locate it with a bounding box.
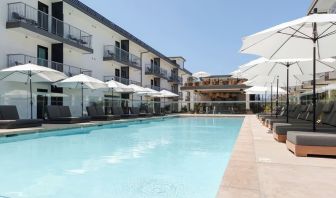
[103,75,141,86]
[168,75,182,84]
[103,45,141,70]
[178,92,183,100]
[7,54,92,77]
[145,64,168,79]
[7,2,93,53]
[148,85,161,91]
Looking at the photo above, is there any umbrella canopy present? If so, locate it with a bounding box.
[54,74,107,116]
[143,87,162,97]
[127,84,147,94]
[54,74,107,89]
[106,80,134,93]
[192,71,210,79]
[154,90,179,98]
[245,86,286,95]
[240,13,336,130]
[0,63,67,118]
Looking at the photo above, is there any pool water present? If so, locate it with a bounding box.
[0,117,243,198]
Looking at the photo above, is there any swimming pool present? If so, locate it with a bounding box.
[0,117,243,198]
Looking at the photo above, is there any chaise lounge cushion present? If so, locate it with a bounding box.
[0,105,42,129]
[46,106,87,123]
[287,131,336,147]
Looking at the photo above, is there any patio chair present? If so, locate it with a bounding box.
[131,107,151,117]
[46,105,89,124]
[86,106,120,121]
[0,105,42,129]
[286,131,336,157]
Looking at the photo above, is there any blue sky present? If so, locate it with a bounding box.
[81,0,311,75]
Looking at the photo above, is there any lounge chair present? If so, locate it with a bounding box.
[0,105,42,129]
[86,106,120,121]
[264,104,303,128]
[131,107,151,117]
[286,131,336,157]
[112,106,138,118]
[272,102,336,142]
[46,106,89,124]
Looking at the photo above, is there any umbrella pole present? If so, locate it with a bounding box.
[132,93,133,108]
[81,82,84,117]
[111,89,114,114]
[264,91,266,112]
[313,21,317,131]
[276,76,279,118]
[271,83,273,117]
[29,71,33,119]
[286,64,289,123]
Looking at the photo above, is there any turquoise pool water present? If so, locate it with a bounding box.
[0,117,243,198]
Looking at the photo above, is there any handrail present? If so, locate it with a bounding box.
[103,45,141,69]
[103,75,141,86]
[7,2,92,49]
[145,64,168,79]
[7,54,92,76]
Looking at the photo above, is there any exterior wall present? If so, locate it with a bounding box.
[0,0,192,118]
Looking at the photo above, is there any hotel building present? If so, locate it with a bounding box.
[0,0,192,118]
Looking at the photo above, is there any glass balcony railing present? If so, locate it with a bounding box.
[103,45,141,69]
[145,64,168,79]
[103,75,141,86]
[7,54,92,77]
[168,75,182,84]
[148,85,161,91]
[7,2,92,49]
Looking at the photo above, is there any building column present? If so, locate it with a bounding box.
[245,94,250,110]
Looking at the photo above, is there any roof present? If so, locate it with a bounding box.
[63,0,192,74]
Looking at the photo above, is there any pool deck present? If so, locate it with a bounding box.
[217,115,336,198]
[1,114,336,197]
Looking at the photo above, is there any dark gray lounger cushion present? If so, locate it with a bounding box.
[287,131,336,147]
[86,106,97,116]
[0,105,20,120]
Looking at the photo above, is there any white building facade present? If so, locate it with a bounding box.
[0,0,192,118]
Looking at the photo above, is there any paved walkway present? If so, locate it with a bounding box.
[217,115,336,198]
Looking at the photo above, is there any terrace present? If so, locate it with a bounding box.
[145,64,168,79]
[7,54,92,76]
[6,2,93,53]
[103,45,141,70]
[103,75,141,86]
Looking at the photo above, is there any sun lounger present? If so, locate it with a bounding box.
[272,102,336,142]
[130,107,151,117]
[112,106,138,118]
[86,106,120,121]
[264,104,303,128]
[46,106,89,124]
[0,105,42,129]
[286,131,336,157]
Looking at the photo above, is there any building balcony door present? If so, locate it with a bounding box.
[37,45,48,67]
[38,2,49,31]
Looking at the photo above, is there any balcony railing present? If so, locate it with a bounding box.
[7,54,92,76]
[7,2,92,49]
[168,75,182,84]
[145,64,168,79]
[178,92,183,100]
[103,45,141,69]
[148,85,161,91]
[103,75,141,86]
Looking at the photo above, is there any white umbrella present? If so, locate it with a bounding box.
[152,90,178,114]
[54,74,107,116]
[106,80,134,110]
[245,86,286,95]
[193,71,210,79]
[240,12,336,130]
[0,63,67,118]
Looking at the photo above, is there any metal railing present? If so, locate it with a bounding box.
[7,2,92,49]
[103,75,141,86]
[7,54,92,76]
[145,64,168,79]
[103,45,141,69]
[168,75,182,84]
[148,85,161,91]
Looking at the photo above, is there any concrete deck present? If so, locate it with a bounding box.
[217,115,336,198]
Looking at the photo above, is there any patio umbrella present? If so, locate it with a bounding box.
[106,80,134,110]
[192,71,210,79]
[0,63,67,119]
[127,84,149,108]
[54,74,107,116]
[153,90,178,113]
[245,85,286,116]
[238,57,336,124]
[240,11,336,130]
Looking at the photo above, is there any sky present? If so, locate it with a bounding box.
[80,0,312,75]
